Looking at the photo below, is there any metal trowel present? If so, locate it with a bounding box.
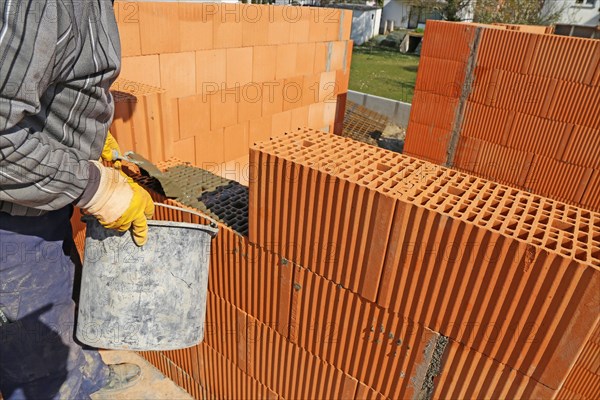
[117,151,185,199]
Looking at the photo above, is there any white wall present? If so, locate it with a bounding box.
[373,9,382,40]
[351,9,382,45]
[383,0,475,28]
[459,2,474,22]
[382,0,411,29]
[544,0,600,26]
[127,0,240,3]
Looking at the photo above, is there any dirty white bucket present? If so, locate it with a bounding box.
[76,203,218,350]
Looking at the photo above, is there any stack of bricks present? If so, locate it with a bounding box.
[110,1,352,168]
[134,170,444,399]
[403,20,600,212]
[126,128,599,399]
[248,129,600,398]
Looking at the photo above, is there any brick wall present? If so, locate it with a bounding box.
[127,129,599,399]
[248,129,600,393]
[403,20,600,212]
[109,1,353,170]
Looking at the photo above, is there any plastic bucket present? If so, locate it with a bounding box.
[76,203,218,350]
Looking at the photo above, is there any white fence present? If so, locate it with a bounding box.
[347,90,411,128]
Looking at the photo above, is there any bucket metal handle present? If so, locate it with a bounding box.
[153,202,219,232]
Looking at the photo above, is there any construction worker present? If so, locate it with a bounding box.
[0,1,153,398]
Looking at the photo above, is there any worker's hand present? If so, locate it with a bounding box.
[79,161,154,246]
[101,131,122,169]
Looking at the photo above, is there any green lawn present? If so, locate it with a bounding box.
[349,45,420,103]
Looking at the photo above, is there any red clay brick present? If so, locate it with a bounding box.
[313,42,329,73]
[404,122,452,164]
[581,169,600,211]
[210,91,239,130]
[267,7,291,45]
[335,67,350,96]
[159,52,196,98]
[323,101,337,127]
[126,99,153,158]
[524,155,593,204]
[454,137,534,187]
[178,3,214,51]
[119,55,161,87]
[195,128,224,165]
[213,17,243,49]
[290,106,309,131]
[335,93,348,128]
[110,100,135,152]
[138,2,181,55]
[271,110,292,138]
[555,322,600,400]
[355,383,387,400]
[171,136,196,164]
[434,339,557,399]
[307,9,329,42]
[345,40,353,71]
[421,21,478,63]
[296,42,317,76]
[340,10,352,40]
[249,313,359,400]
[526,33,600,83]
[252,45,278,83]
[224,123,249,161]
[196,49,227,93]
[226,47,253,88]
[114,2,142,57]
[561,125,600,169]
[178,94,211,139]
[201,341,277,399]
[288,262,440,398]
[415,56,467,98]
[330,41,347,71]
[319,71,338,103]
[275,44,298,80]
[323,9,342,41]
[289,15,310,43]
[249,116,273,144]
[308,102,326,130]
[241,4,269,47]
[409,90,459,131]
[261,80,284,116]
[238,84,263,123]
[283,76,304,111]
[109,79,172,163]
[168,98,182,143]
[302,73,322,106]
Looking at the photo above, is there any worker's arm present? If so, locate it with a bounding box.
[0,0,117,211]
[0,1,153,245]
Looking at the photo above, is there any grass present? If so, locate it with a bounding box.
[349,44,420,103]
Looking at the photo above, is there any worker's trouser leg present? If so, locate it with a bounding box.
[0,206,109,400]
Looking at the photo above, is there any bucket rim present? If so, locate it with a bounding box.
[82,215,218,237]
[147,218,219,236]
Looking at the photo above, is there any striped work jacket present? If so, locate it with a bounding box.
[0,0,120,216]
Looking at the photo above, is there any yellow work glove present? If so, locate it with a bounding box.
[100,131,122,169]
[78,161,154,246]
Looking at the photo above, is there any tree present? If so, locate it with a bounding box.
[474,0,565,25]
[443,0,472,21]
[406,0,473,23]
